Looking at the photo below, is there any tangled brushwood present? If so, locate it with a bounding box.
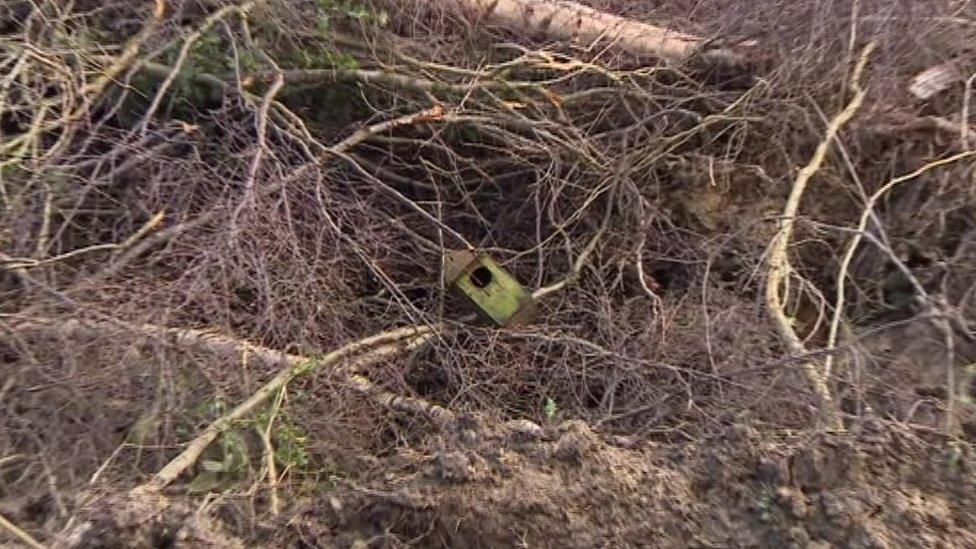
[2,0,976,546]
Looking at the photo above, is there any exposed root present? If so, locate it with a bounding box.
[764,42,875,431]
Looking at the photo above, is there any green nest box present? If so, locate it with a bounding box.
[444,250,536,326]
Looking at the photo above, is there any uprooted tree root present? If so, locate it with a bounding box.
[2,0,976,546]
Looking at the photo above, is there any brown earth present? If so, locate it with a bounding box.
[34,417,974,548]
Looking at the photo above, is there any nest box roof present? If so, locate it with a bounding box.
[444,249,478,284]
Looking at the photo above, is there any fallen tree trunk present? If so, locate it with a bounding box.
[456,0,740,64]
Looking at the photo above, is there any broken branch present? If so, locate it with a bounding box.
[8,319,441,492]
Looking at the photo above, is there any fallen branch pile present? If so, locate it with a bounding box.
[2,0,976,545]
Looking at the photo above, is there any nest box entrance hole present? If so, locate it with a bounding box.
[469,266,493,288]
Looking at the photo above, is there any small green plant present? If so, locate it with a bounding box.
[315,11,332,39]
[238,50,262,73]
[189,33,228,74]
[946,441,964,473]
[182,395,252,494]
[313,0,387,40]
[275,421,310,471]
[318,462,343,492]
[256,404,311,473]
[315,0,378,21]
[296,48,359,71]
[194,395,227,420]
[544,397,557,421]
[756,490,774,523]
[291,358,319,377]
[207,429,250,474]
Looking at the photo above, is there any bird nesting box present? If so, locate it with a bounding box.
[444,250,536,326]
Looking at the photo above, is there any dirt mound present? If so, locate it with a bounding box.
[52,418,973,548]
[283,420,975,548]
[57,491,242,549]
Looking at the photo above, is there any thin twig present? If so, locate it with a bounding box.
[34,183,53,259]
[3,212,166,271]
[138,1,259,135]
[232,59,284,223]
[329,105,446,155]
[256,386,285,515]
[0,512,46,549]
[532,177,618,301]
[823,151,976,434]
[78,0,165,116]
[326,147,475,251]
[133,327,436,492]
[825,150,976,374]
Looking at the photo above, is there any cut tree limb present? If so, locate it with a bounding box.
[456,0,740,64]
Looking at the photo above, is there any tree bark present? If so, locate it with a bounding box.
[457,0,737,63]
